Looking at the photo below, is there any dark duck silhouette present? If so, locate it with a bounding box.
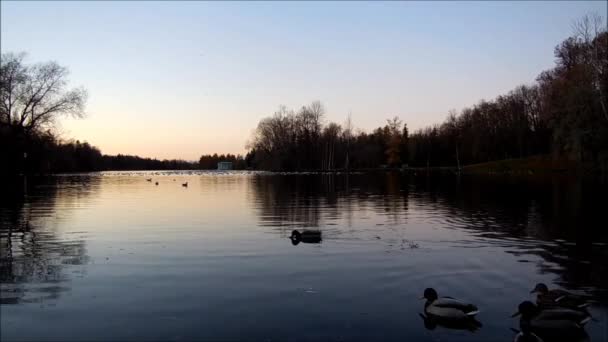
[182,182,188,187]
[419,288,481,331]
[531,283,593,310]
[511,301,590,342]
[289,230,322,246]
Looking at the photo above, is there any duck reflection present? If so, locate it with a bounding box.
[512,322,545,342]
[419,312,483,332]
[511,301,590,342]
[289,229,322,246]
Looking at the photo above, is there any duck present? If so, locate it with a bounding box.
[421,288,479,320]
[146,178,152,182]
[155,182,159,186]
[511,301,590,342]
[531,283,592,310]
[182,182,188,187]
[289,230,322,245]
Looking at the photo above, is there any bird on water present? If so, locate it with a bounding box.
[530,283,593,310]
[419,288,481,331]
[511,300,590,342]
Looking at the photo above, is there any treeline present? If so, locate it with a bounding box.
[0,121,245,173]
[0,52,238,174]
[245,104,410,171]
[102,154,198,171]
[0,126,199,173]
[1,127,101,174]
[408,18,607,168]
[247,16,608,172]
[0,123,246,174]
[3,15,606,175]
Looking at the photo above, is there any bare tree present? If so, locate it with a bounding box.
[0,52,87,133]
[322,122,341,170]
[385,116,403,166]
[572,13,608,122]
[343,112,353,170]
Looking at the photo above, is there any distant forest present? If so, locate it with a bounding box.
[1,15,606,175]
[246,15,608,173]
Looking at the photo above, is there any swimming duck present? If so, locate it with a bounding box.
[421,288,479,320]
[182,182,188,187]
[531,283,592,310]
[511,301,590,342]
[290,230,322,245]
[146,178,152,182]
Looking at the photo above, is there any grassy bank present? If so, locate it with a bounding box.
[461,155,582,175]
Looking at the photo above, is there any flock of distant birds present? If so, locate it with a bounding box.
[421,283,595,342]
[146,178,188,187]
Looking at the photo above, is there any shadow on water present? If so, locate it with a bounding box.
[0,175,98,305]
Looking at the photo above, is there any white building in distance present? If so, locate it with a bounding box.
[217,161,233,170]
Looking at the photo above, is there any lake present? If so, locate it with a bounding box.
[1,171,607,341]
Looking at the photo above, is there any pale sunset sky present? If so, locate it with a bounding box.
[2,1,606,160]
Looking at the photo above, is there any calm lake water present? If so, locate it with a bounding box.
[1,171,607,341]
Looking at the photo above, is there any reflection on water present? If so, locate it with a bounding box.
[0,176,95,305]
[1,171,607,341]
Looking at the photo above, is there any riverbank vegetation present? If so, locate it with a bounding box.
[2,15,606,175]
[0,53,231,173]
[247,15,607,175]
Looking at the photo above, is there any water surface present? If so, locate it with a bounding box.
[1,171,607,341]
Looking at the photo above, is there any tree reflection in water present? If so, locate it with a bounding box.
[0,176,97,305]
[250,172,608,303]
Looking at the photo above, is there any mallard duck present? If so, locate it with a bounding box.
[511,301,590,341]
[531,283,592,310]
[421,288,479,320]
[146,178,152,182]
[182,182,188,187]
[290,230,322,245]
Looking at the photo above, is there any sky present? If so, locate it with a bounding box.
[1,1,606,160]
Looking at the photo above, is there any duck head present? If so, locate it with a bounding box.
[530,283,549,295]
[290,230,302,245]
[422,288,438,302]
[512,301,539,320]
